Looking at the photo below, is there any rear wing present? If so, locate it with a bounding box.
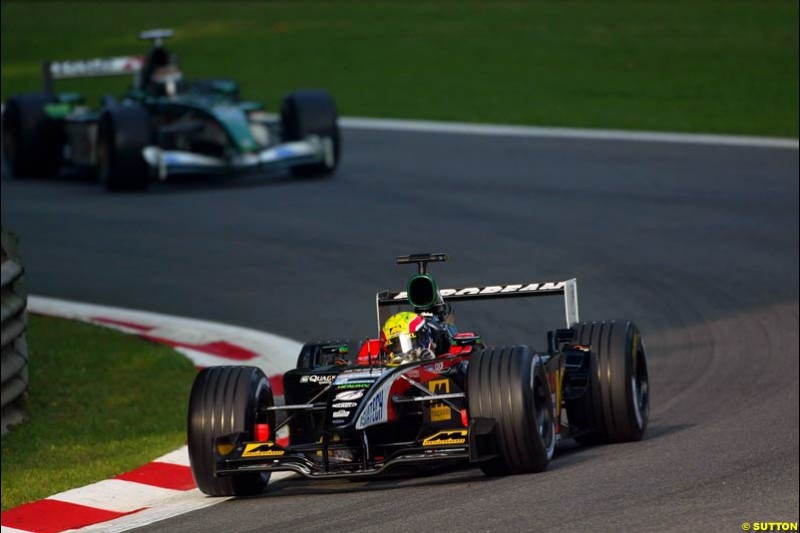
[41,29,174,93]
[376,278,579,329]
[42,56,144,93]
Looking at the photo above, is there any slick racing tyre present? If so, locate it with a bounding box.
[96,103,152,191]
[571,320,650,445]
[2,93,63,178]
[467,346,556,475]
[188,366,275,496]
[280,89,340,178]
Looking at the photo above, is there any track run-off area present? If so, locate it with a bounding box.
[1,122,798,532]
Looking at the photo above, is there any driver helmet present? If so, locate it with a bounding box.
[381,312,433,355]
[150,64,183,96]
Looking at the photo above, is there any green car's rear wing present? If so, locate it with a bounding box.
[41,29,173,93]
[42,55,144,93]
[376,278,580,329]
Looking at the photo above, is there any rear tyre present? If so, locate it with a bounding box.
[467,346,556,476]
[96,103,151,191]
[571,320,650,445]
[188,366,275,496]
[280,89,340,178]
[2,93,63,177]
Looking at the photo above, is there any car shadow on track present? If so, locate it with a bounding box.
[549,422,694,469]
[1,149,336,195]
[233,424,694,500]
[238,464,490,500]
[148,171,335,195]
[237,449,600,501]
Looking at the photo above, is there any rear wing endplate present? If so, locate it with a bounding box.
[376,278,579,329]
[43,56,144,93]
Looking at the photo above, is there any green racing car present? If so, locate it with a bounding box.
[2,29,340,190]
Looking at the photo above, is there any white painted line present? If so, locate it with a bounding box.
[71,473,296,533]
[153,446,190,467]
[1,526,34,533]
[339,116,799,149]
[27,295,302,376]
[66,489,229,533]
[48,480,183,513]
[172,346,253,369]
[14,296,306,532]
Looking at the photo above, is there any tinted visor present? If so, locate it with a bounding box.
[387,333,415,355]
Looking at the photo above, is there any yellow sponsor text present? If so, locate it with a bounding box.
[422,430,467,446]
[428,378,452,422]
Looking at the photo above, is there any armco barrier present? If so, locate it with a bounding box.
[1,227,29,436]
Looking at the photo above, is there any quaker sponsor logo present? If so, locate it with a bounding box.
[332,402,358,409]
[332,409,350,418]
[392,281,566,300]
[358,390,385,427]
[300,374,335,384]
[422,430,468,447]
[241,443,285,457]
[50,56,144,79]
[335,390,365,401]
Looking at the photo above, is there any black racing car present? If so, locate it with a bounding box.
[187,253,650,496]
[2,29,339,191]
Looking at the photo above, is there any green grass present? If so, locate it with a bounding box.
[1,1,798,137]
[0,316,196,511]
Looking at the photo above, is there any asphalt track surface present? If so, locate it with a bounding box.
[2,129,798,532]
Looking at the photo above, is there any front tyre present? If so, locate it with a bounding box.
[467,346,556,476]
[97,103,151,191]
[188,366,275,496]
[280,89,340,178]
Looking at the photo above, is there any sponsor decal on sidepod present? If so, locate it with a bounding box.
[300,374,335,384]
[359,390,385,427]
[334,369,384,385]
[335,389,365,401]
